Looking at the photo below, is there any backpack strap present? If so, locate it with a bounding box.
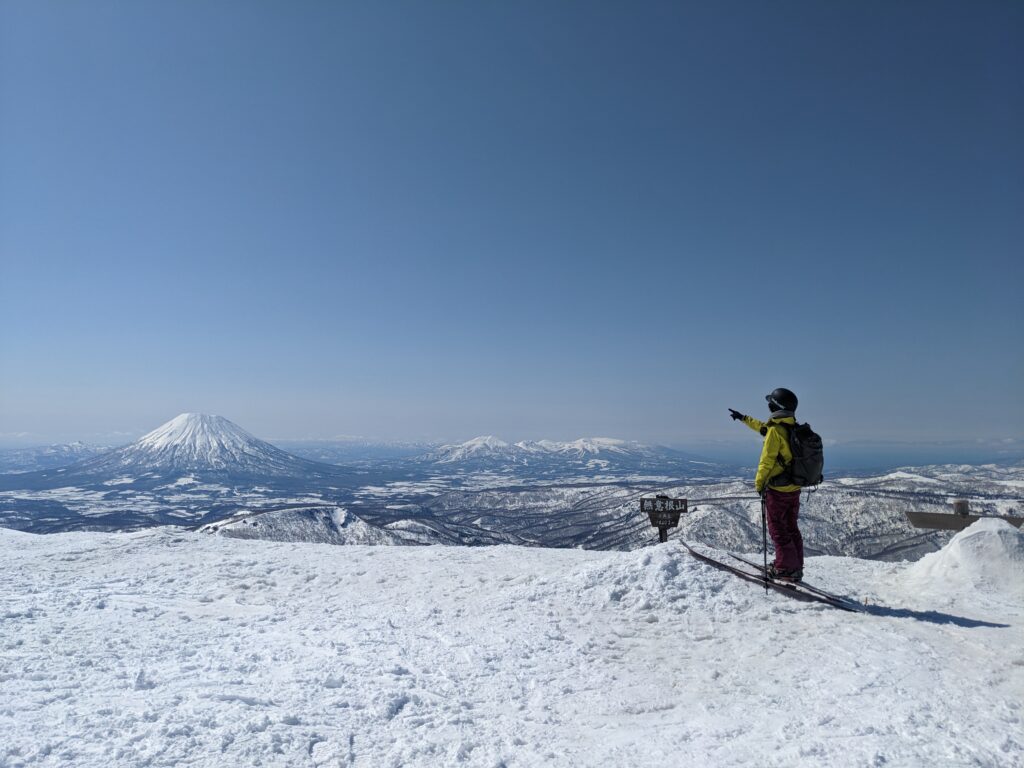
[768,422,794,487]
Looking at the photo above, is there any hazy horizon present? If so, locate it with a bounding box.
[1,410,1021,471]
[2,408,1023,446]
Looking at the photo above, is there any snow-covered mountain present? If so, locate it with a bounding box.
[426,435,516,463]
[528,437,636,457]
[129,413,280,469]
[92,413,326,475]
[426,435,646,463]
[0,414,364,530]
[420,435,724,478]
[3,414,355,487]
[0,441,106,472]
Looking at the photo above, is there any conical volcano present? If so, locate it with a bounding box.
[124,413,298,472]
[2,413,355,490]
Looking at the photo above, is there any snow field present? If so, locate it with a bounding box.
[1,524,1021,767]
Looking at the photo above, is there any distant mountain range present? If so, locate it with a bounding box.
[416,435,728,478]
[2,414,1021,561]
[0,441,106,473]
[0,414,727,536]
[425,435,641,463]
[0,419,733,483]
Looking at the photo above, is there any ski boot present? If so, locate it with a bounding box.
[767,564,803,583]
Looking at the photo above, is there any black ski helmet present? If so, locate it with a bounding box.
[766,388,798,412]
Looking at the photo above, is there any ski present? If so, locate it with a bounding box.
[727,553,863,612]
[679,541,859,612]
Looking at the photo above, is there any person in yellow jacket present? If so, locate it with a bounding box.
[729,387,803,581]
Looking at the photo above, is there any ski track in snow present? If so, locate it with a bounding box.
[1,527,1021,768]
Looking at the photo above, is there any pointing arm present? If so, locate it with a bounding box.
[742,415,766,435]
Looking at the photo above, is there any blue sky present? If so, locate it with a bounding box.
[1,1,1021,447]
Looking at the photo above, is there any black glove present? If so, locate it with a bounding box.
[729,409,745,421]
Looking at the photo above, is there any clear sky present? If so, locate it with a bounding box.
[1,0,1021,448]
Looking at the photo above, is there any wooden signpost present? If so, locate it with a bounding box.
[641,495,689,543]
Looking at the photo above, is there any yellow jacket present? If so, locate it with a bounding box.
[742,415,801,493]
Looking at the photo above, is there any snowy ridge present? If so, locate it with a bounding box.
[0,521,1020,766]
[528,437,632,456]
[425,436,512,463]
[426,435,655,464]
[198,506,412,546]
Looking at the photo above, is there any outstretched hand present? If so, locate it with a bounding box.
[728,408,745,422]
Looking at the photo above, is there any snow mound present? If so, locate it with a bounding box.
[903,517,1024,597]
[545,542,758,618]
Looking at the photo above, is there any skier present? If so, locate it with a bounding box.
[728,388,803,582]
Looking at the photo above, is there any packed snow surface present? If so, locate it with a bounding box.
[2,524,1022,767]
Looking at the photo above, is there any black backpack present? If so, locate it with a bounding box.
[779,422,824,488]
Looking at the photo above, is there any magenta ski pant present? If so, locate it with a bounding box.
[765,488,803,572]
